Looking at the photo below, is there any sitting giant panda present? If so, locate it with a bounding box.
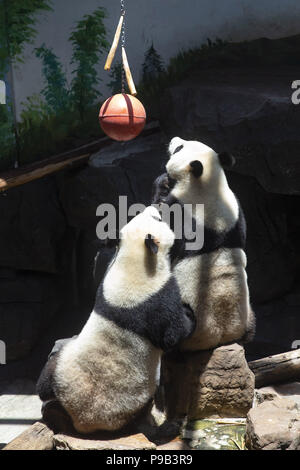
[152,137,255,351]
[37,206,195,433]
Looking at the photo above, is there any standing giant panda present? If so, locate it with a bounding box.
[37,206,195,433]
[152,137,255,351]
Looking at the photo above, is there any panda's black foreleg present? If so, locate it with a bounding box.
[161,304,196,352]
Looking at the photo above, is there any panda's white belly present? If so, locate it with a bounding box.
[54,313,161,433]
[173,248,250,350]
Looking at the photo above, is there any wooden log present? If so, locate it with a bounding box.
[122,47,137,96]
[3,422,54,451]
[0,153,90,192]
[104,15,124,71]
[0,135,115,193]
[248,349,300,388]
[0,122,160,192]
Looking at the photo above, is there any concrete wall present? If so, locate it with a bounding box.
[12,0,300,117]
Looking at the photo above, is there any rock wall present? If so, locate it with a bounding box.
[2,55,300,378]
[0,130,167,379]
[159,66,300,359]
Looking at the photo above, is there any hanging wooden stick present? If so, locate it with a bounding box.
[122,47,137,96]
[104,15,124,71]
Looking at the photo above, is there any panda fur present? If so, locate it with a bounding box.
[152,137,255,351]
[37,206,195,433]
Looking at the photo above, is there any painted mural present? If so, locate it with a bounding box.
[0,1,110,169]
[1,0,299,171]
[0,1,167,170]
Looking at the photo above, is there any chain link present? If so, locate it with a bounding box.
[121,0,126,93]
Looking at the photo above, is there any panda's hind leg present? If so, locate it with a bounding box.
[36,336,76,401]
[36,353,59,402]
[42,400,73,434]
[37,337,77,433]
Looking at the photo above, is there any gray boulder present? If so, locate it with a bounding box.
[246,397,300,450]
[163,343,255,421]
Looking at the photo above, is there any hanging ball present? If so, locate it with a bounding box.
[99,93,146,142]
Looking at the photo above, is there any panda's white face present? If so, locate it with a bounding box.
[167,137,220,185]
[120,206,175,256]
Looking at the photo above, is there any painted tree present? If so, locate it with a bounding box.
[107,62,122,95]
[142,44,164,83]
[0,0,52,72]
[69,7,109,120]
[35,44,69,113]
[0,0,52,167]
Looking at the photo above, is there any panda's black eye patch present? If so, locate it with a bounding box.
[173,144,183,155]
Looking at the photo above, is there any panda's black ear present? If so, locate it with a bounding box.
[145,234,159,255]
[218,152,236,168]
[189,160,203,178]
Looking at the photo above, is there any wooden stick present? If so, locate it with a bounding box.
[122,47,137,96]
[104,15,124,71]
[0,123,159,193]
[0,153,90,192]
[248,349,300,388]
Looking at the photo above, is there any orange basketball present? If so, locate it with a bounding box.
[99,93,146,142]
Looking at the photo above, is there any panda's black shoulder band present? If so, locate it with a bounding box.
[94,278,194,352]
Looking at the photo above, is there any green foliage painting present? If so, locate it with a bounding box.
[0,0,52,169]
[0,4,109,168]
[35,44,70,113]
[142,44,164,83]
[70,8,109,120]
[0,0,52,72]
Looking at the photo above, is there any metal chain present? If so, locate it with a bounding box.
[121,0,126,93]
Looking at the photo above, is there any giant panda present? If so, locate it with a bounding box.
[37,206,195,433]
[152,137,255,351]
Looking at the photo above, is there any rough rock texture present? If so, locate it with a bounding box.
[246,398,300,450]
[163,343,254,421]
[0,177,66,273]
[0,270,64,361]
[255,382,300,407]
[156,437,192,451]
[53,432,156,451]
[4,419,192,451]
[159,67,300,195]
[59,131,167,230]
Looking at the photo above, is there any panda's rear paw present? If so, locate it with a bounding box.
[42,400,73,434]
